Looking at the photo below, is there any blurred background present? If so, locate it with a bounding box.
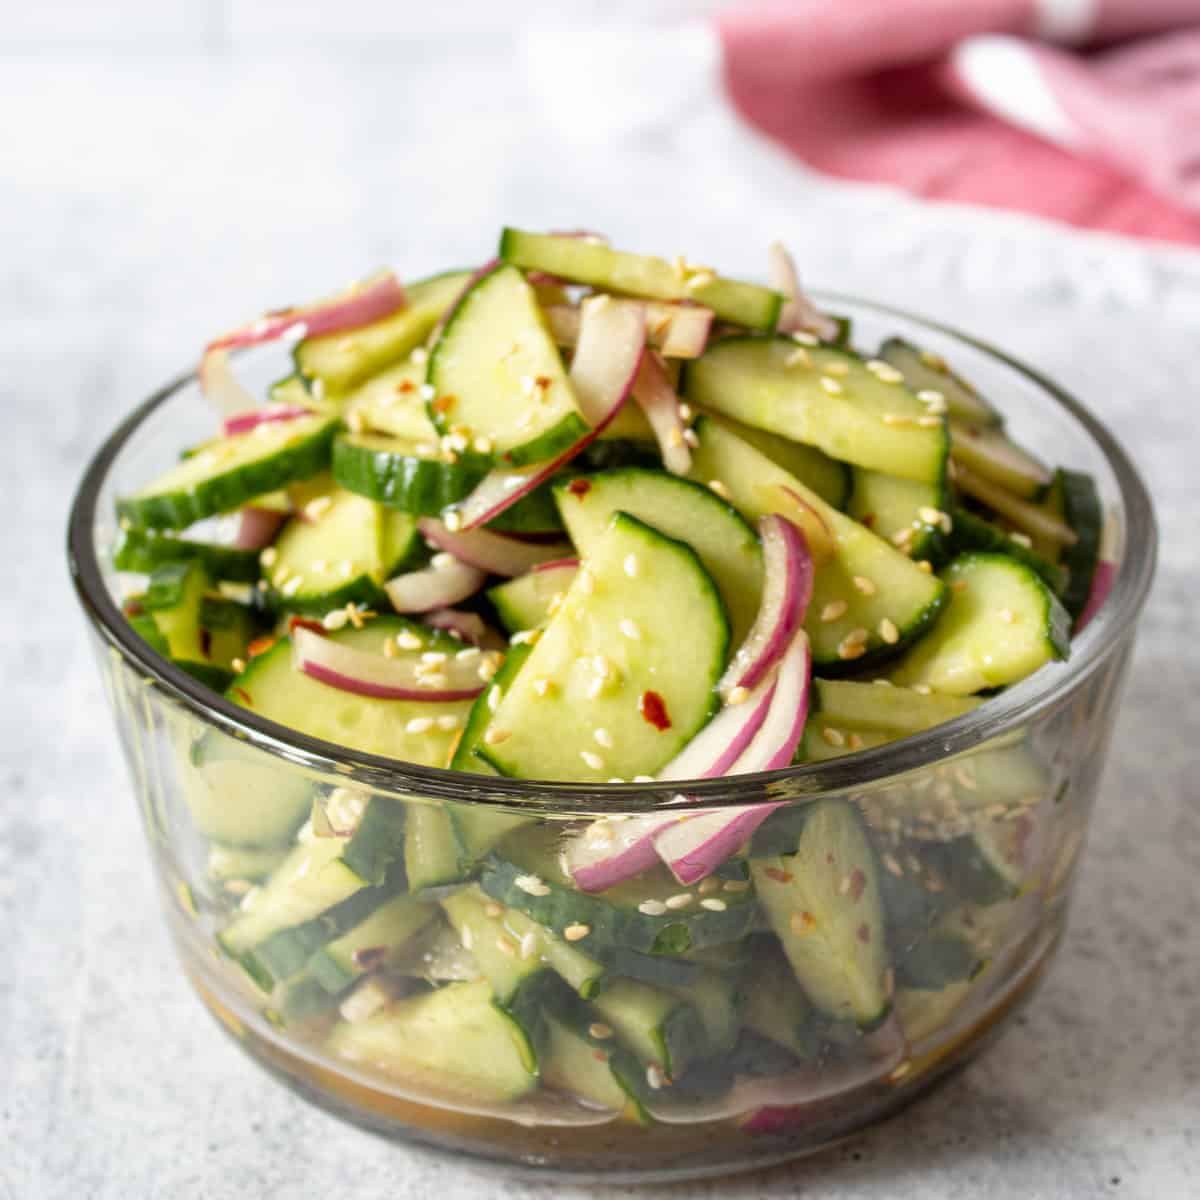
[4,2,1198,1197]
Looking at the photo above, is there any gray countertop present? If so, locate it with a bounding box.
[2,27,1198,1200]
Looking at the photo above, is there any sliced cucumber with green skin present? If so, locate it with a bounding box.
[949,506,1068,596]
[686,416,946,673]
[935,815,1035,906]
[481,512,729,782]
[554,468,762,646]
[1034,469,1102,622]
[891,554,1070,695]
[342,359,438,441]
[227,620,473,765]
[266,975,340,1027]
[877,338,1001,428]
[428,263,586,466]
[751,799,891,1027]
[127,611,170,656]
[697,409,851,509]
[479,827,759,956]
[117,414,339,530]
[950,421,1051,500]
[327,978,538,1103]
[682,336,948,483]
[199,594,259,672]
[404,803,467,893]
[590,977,706,1080]
[112,527,262,583]
[848,467,951,565]
[331,431,488,515]
[337,796,408,886]
[541,1011,651,1124]
[295,270,472,395]
[894,980,975,1045]
[207,842,288,884]
[141,561,210,663]
[811,679,981,737]
[896,930,986,991]
[499,228,783,331]
[741,944,822,1060]
[663,969,741,1056]
[307,894,437,994]
[268,372,321,409]
[487,565,577,635]
[266,485,422,613]
[799,723,891,763]
[500,906,608,1000]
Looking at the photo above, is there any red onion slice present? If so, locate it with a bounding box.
[231,506,286,550]
[206,270,407,355]
[384,557,486,614]
[566,815,672,894]
[416,518,573,578]
[719,514,813,701]
[423,608,507,650]
[450,298,645,530]
[532,556,580,574]
[544,300,711,360]
[727,629,812,774]
[222,404,314,438]
[198,348,259,416]
[767,242,840,342]
[291,626,484,701]
[1076,559,1116,633]
[631,352,691,476]
[656,673,777,782]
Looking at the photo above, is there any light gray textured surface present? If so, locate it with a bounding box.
[2,24,1198,1200]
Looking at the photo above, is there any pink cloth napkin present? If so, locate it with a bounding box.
[717,0,1200,244]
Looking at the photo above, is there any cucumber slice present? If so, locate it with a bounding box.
[112,527,262,583]
[950,422,1051,500]
[478,827,758,956]
[341,359,438,441]
[663,968,741,1055]
[686,416,946,672]
[295,270,471,395]
[117,413,339,530]
[307,894,437,994]
[487,565,577,635]
[847,467,951,566]
[894,980,975,1045]
[267,485,421,613]
[750,799,891,1027]
[199,594,259,672]
[227,619,473,765]
[553,467,763,646]
[127,610,170,656]
[877,338,1000,428]
[327,979,537,1103]
[141,561,210,663]
[336,796,408,886]
[891,553,1070,695]
[811,679,981,737]
[896,930,986,991]
[541,1012,651,1123]
[481,512,729,782]
[501,906,607,999]
[499,228,783,331]
[698,409,851,509]
[949,506,1068,596]
[207,842,289,883]
[741,944,822,1059]
[331,431,487,515]
[1035,469,1102,622]
[428,263,586,466]
[590,978,705,1079]
[682,335,948,483]
[404,804,466,892]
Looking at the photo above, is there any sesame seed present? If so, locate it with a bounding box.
[707,479,732,501]
[510,628,541,646]
[917,388,945,406]
[633,775,656,783]
[845,626,869,645]
[847,732,864,750]
[838,636,867,661]
[665,893,693,910]
[684,270,716,291]
[456,646,481,661]
[418,672,448,688]
[889,1060,913,1083]
[918,506,943,526]
[338,560,354,579]
[381,636,398,658]
[917,415,943,428]
[791,330,818,346]
[478,656,501,681]
[682,428,700,449]
[916,559,934,573]
[785,347,811,368]
[495,935,518,958]
[396,630,423,650]
[593,727,614,749]
[576,567,596,595]
[405,715,435,735]
[514,874,551,897]
[422,650,447,664]
[891,527,915,548]
[419,383,436,401]
[519,931,538,960]
[580,750,605,771]
[563,923,591,942]
[409,346,428,365]
[230,657,246,674]
[618,618,642,641]
[879,617,900,644]
[700,898,727,912]
[484,901,504,918]
[852,574,877,596]
[473,436,494,454]
[919,350,947,370]
[646,1064,666,1090]
[304,495,333,521]
[883,853,903,877]
[677,403,692,421]
[882,413,912,427]
[281,576,304,596]
[623,553,639,578]
[790,911,816,935]
[271,566,290,587]
[322,609,349,631]
[460,924,474,951]
[820,599,848,623]
[913,684,933,695]
[875,364,905,384]
[838,873,853,896]
[483,727,511,746]
[722,878,751,893]
[638,899,668,916]
[696,877,719,896]
[586,677,605,700]
[588,1022,612,1040]
[443,511,463,532]
[821,726,846,747]
[724,686,750,707]
[436,714,461,732]
[1009,531,1033,548]
[532,677,556,698]
[259,547,278,568]
[820,376,844,396]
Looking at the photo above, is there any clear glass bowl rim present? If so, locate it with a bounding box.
[66,292,1157,814]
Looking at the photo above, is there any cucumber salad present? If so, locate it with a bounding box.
[114,230,1111,1129]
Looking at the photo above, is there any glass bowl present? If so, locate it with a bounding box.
[66,296,1155,1182]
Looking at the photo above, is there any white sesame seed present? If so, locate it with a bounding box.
[633,775,655,783]
[707,479,732,501]
[419,383,436,401]
[785,347,811,368]
[677,403,692,421]
[593,728,614,749]
[722,879,751,893]
[281,575,304,596]
[580,750,605,771]
[259,547,278,568]
[917,415,943,428]
[820,599,848,623]
[495,935,518,958]
[436,714,461,732]
[838,636,867,661]
[421,650,448,664]
[879,617,900,644]
[381,636,398,658]
[699,898,727,912]
[576,567,596,595]
[406,716,434,734]
[396,629,423,650]
[455,645,481,661]
[519,931,538,960]
[623,553,639,578]
[532,677,555,698]
[483,727,511,746]
[638,900,668,916]
[586,677,605,700]
[443,510,463,532]
[665,893,693,910]
[727,685,750,705]
[646,1064,666,1090]
[514,874,551,897]
[322,609,349,631]
[822,726,846,747]
[1009,531,1033,548]
[820,375,844,396]
[913,684,933,695]
[882,413,912,427]
[473,436,494,455]
[852,575,877,596]
[619,618,642,641]
[823,359,849,376]
[871,363,905,384]
[918,506,943,526]
[304,495,333,521]
[563,923,591,942]
[791,330,818,346]
[418,672,448,688]
[338,560,355,579]
[231,657,246,674]
[460,924,474,951]
[682,428,700,449]
[588,1022,612,1039]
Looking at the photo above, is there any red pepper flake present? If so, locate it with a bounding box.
[233,687,253,706]
[856,922,871,944]
[351,946,389,971]
[247,635,277,659]
[848,867,867,903]
[859,512,877,531]
[123,600,145,617]
[567,478,591,499]
[396,379,416,394]
[288,615,326,636]
[431,394,456,414]
[199,628,213,660]
[638,689,671,731]
[764,867,794,884]
[535,375,553,391]
[825,851,836,865]
[592,1050,608,1063]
